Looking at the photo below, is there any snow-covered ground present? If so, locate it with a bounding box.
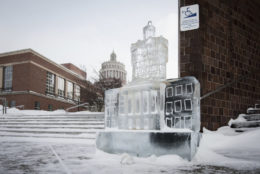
[1,108,260,173]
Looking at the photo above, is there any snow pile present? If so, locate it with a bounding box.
[228,114,247,126]
[194,126,260,170]
[120,153,135,165]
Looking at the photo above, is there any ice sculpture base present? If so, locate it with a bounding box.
[96,130,200,161]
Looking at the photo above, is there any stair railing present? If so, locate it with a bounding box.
[200,70,256,100]
[65,102,89,112]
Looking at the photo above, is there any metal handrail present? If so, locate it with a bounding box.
[14,105,24,109]
[201,70,256,100]
[65,102,89,112]
[0,97,7,114]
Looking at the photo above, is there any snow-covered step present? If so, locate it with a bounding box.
[0,119,104,123]
[243,114,260,121]
[0,128,100,133]
[0,122,103,125]
[1,116,104,119]
[2,115,104,119]
[230,120,260,128]
[0,125,104,129]
[0,120,104,123]
[0,132,97,139]
[0,112,105,141]
[3,113,104,118]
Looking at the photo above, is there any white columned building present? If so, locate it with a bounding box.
[99,51,127,85]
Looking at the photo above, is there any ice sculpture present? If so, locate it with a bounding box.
[97,21,201,161]
[131,21,168,81]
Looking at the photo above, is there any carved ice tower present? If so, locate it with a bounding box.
[131,21,168,81]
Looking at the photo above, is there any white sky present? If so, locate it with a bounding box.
[0,0,179,82]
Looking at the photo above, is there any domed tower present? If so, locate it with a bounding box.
[110,51,117,61]
[99,51,127,85]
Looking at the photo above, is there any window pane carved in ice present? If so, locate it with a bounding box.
[128,118,133,129]
[174,100,182,112]
[175,85,183,96]
[135,92,141,114]
[184,99,192,111]
[166,117,172,127]
[136,118,141,129]
[142,91,149,114]
[119,95,125,115]
[174,116,181,128]
[128,95,133,115]
[166,102,173,115]
[166,87,173,98]
[186,83,193,94]
[184,116,192,129]
[151,90,157,113]
[144,118,149,129]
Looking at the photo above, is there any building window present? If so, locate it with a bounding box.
[175,85,183,96]
[184,99,192,111]
[10,100,16,108]
[4,66,13,91]
[46,72,55,95]
[174,100,182,112]
[57,77,65,97]
[48,104,53,111]
[166,87,173,98]
[67,81,73,99]
[74,85,80,101]
[34,101,40,110]
[186,83,193,94]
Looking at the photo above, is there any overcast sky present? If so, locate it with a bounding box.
[0,0,178,82]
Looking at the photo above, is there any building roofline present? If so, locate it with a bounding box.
[0,49,85,80]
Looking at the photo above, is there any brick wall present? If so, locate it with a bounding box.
[0,50,90,111]
[179,0,260,130]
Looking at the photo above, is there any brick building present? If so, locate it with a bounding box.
[179,0,260,130]
[0,49,89,111]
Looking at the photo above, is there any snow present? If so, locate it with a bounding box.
[1,108,260,173]
[2,107,103,116]
[228,114,247,126]
[1,126,260,173]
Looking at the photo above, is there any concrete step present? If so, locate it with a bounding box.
[230,120,260,128]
